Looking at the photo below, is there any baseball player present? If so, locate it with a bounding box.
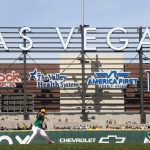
[26,107,54,144]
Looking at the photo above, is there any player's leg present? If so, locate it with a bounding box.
[39,128,55,143]
[144,137,150,143]
[26,125,38,144]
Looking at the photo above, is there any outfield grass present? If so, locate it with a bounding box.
[0,144,150,150]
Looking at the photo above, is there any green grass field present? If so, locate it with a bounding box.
[0,144,150,150]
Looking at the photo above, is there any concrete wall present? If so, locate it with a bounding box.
[59,53,124,113]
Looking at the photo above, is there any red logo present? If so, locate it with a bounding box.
[0,71,21,87]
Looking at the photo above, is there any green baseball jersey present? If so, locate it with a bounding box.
[34,112,44,128]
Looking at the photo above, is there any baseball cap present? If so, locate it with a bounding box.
[41,108,46,113]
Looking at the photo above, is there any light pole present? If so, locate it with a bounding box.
[81,0,84,26]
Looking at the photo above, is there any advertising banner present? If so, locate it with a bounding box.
[0,130,148,144]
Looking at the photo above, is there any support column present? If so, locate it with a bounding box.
[80,25,86,121]
[23,30,28,120]
[138,26,145,123]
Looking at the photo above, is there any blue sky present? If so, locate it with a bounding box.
[1,0,150,27]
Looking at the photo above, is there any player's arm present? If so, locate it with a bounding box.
[44,116,50,121]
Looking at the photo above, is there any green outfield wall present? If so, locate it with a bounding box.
[0,130,148,144]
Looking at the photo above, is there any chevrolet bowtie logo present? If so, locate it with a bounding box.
[99,135,126,143]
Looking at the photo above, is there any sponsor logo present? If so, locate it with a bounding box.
[0,71,21,87]
[59,138,96,143]
[99,135,126,143]
[87,70,138,88]
[0,134,126,144]
[0,135,30,144]
[29,68,80,89]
